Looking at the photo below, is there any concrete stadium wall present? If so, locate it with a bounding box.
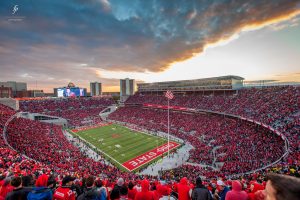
[0,98,19,110]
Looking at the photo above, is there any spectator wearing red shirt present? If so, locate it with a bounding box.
[248,182,264,200]
[0,178,14,200]
[134,179,157,200]
[53,176,76,200]
[128,181,137,200]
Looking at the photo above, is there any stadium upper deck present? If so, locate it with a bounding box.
[137,75,244,92]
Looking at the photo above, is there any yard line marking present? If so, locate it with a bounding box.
[68,130,131,171]
[69,124,181,172]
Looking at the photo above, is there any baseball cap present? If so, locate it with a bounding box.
[117,178,124,186]
[217,180,225,186]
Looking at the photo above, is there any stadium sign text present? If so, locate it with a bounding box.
[122,141,180,171]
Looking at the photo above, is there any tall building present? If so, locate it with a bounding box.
[0,86,12,98]
[0,81,27,97]
[120,78,135,102]
[90,82,102,96]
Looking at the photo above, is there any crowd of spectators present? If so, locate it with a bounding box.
[5,117,138,181]
[108,106,285,175]
[0,104,16,128]
[126,86,298,133]
[125,86,299,165]
[0,164,299,200]
[0,85,298,199]
[19,97,115,127]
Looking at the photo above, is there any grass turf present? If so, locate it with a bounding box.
[72,124,168,169]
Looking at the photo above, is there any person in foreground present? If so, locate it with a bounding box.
[27,174,52,200]
[191,177,212,200]
[216,180,229,200]
[265,173,300,200]
[225,180,248,200]
[5,176,31,200]
[53,176,76,200]
[134,179,156,200]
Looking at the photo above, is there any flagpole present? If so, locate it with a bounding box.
[167,97,170,158]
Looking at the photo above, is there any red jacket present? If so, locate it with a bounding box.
[35,174,49,187]
[177,177,191,200]
[225,180,248,200]
[248,183,264,200]
[134,180,157,200]
[128,188,137,200]
[53,186,76,200]
[0,182,14,199]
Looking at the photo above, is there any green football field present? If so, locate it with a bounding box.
[71,124,169,170]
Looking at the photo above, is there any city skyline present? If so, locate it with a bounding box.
[0,0,299,92]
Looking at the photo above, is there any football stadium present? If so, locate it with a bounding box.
[0,1,300,200]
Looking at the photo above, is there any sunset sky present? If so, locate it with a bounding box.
[0,0,299,92]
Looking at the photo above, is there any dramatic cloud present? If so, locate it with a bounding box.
[0,0,299,91]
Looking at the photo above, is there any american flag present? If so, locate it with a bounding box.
[165,90,174,100]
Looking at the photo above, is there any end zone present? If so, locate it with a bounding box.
[122,141,180,171]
